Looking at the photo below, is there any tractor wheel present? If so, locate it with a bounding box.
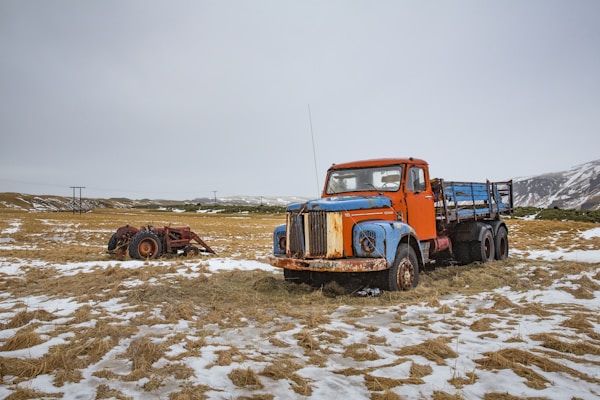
[388,243,419,291]
[471,227,495,263]
[129,231,162,260]
[494,226,509,260]
[183,245,200,257]
[107,234,118,252]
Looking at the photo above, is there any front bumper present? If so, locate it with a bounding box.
[268,255,388,273]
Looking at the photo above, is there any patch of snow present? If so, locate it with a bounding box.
[581,227,600,240]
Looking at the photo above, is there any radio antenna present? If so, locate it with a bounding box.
[308,104,320,197]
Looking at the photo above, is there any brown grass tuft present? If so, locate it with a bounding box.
[228,367,263,388]
[125,336,166,376]
[437,304,452,314]
[530,333,600,356]
[214,346,244,366]
[481,393,550,400]
[409,362,433,378]
[162,301,197,322]
[475,347,600,389]
[519,302,553,317]
[294,329,320,351]
[167,383,212,400]
[561,313,594,332]
[470,317,498,332]
[432,391,463,400]
[364,373,423,391]
[2,309,55,329]
[343,343,380,361]
[448,371,477,389]
[371,390,403,400]
[395,337,457,365]
[490,295,519,311]
[260,359,312,396]
[95,383,129,400]
[0,329,44,351]
[5,387,63,399]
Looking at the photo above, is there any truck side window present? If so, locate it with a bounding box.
[407,167,426,192]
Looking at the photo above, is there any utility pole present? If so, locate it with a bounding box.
[70,186,85,214]
[212,190,217,205]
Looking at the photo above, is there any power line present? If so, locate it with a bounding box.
[69,186,85,214]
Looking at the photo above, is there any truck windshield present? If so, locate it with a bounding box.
[325,166,402,194]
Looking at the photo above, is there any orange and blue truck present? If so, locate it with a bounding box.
[268,158,513,291]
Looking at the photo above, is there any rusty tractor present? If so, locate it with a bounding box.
[108,225,216,260]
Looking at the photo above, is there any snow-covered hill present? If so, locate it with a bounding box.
[2,160,599,211]
[513,159,600,210]
[0,193,307,212]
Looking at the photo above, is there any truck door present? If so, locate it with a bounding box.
[405,166,436,240]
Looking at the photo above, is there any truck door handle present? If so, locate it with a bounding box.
[425,196,434,199]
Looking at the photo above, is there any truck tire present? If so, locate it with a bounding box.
[129,231,162,260]
[494,225,509,260]
[388,243,419,291]
[471,227,495,263]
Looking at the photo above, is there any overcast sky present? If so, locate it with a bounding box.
[1,1,599,200]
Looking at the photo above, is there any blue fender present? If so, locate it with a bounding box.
[272,224,287,255]
[353,221,424,267]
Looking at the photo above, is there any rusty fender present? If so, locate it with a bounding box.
[268,255,388,273]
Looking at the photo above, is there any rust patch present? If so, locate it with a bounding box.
[268,255,388,272]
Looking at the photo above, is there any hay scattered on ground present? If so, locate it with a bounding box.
[0,209,599,399]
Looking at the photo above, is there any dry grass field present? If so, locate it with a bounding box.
[0,208,599,399]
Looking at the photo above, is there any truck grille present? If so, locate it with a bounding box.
[288,212,305,257]
[288,211,328,258]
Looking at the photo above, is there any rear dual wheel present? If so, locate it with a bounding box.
[471,228,495,263]
[494,226,509,260]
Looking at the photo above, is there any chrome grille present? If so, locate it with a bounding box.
[288,211,305,257]
[287,210,328,258]
[308,211,327,257]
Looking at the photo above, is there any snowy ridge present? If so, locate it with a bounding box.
[2,160,599,211]
[513,159,600,210]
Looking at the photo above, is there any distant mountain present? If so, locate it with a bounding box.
[3,161,599,211]
[0,192,307,212]
[192,195,310,207]
[513,159,600,211]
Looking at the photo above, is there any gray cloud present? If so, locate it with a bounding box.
[1,1,599,200]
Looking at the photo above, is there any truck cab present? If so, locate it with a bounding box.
[323,158,436,241]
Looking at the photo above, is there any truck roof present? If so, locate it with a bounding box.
[328,157,429,170]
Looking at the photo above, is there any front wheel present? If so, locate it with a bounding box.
[129,231,162,260]
[183,245,200,257]
[388,244,419,291]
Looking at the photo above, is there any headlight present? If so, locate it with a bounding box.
[359,230,377,254]
[273,225,287,254]
[277,234,287,253]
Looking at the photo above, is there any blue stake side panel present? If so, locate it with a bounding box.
[436,180,513,222]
